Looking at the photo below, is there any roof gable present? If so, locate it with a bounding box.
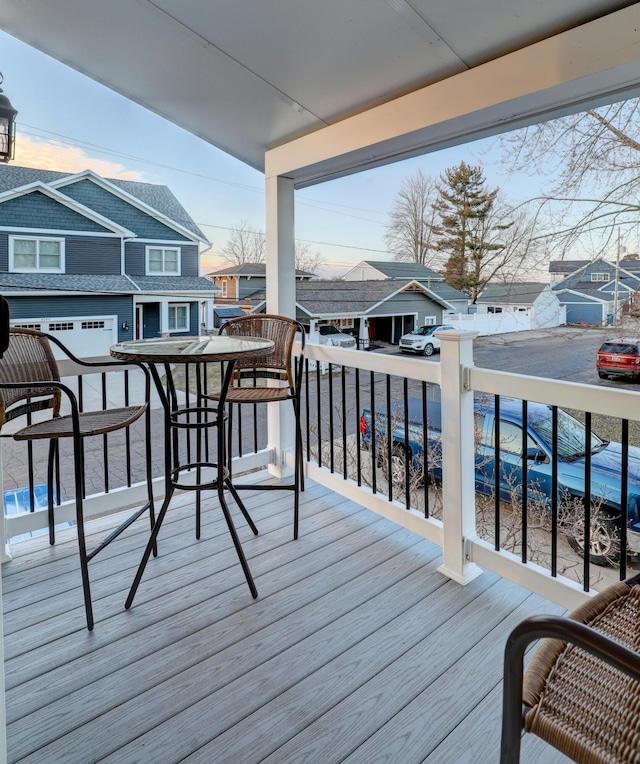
[0,165,207,243]
[0,183,133,235]
[51,171,207,244]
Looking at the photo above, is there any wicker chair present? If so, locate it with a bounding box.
[206,315,305,538]
[501,571,640,763]
[0,328,155,631]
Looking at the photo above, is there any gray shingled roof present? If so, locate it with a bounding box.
[206,263,314,278]
[360,260,444,281]
[477,282,548,303]
[132,276,217,292]
[267,279,456,315]
[0,273,217,294]
[548,260,590,273]
[0,165,206,241]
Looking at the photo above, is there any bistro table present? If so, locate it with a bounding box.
[110,334,275,607]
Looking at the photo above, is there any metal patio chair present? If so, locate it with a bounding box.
[206,314,306,538]
[501,571,640,763]
[0,328,155,630]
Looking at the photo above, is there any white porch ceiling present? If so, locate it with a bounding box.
[1,1,639,186]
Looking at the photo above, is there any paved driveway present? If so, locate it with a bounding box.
[392,325,640,388]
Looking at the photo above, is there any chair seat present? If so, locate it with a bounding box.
[210,387,292,404]
[13,405,147,440]
[522,581,640,763]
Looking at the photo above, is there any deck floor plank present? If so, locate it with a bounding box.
[3,474,574,764]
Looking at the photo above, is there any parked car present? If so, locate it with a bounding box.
[360,395,640,566]
[317,324,357,349]
[398,324,459,356]
[596,338,640,380]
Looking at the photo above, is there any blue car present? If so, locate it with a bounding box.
[360,396,640,565]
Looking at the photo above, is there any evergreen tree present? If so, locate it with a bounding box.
[434,162,509,301]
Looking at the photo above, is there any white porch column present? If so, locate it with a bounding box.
[437,330,483,585]
[204,300,214,332]
[159,301,169,336]
[265,174,296,477]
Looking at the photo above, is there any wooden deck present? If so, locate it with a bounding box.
[3,474,572,763]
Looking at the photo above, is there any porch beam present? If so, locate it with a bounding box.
[265,4,640,187]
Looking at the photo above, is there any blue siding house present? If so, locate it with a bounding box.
[550,257,640,325]
[0,166,217,358]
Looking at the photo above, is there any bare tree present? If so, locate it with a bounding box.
[385,168,440,265]
[492,99,640,256]
[295,241,324,274]
[219,220,266,264]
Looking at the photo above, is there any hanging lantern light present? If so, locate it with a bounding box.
[0,73,18,163]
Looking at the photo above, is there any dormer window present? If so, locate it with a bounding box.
[146,246,180,275]
[591,272,610,282]
[10,236,64,273]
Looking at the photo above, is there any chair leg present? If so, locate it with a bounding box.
[144,406,157,557]
[73,438,94,631]
[293,397,304,540]
[47,440,57,546]
[217,477,257,598]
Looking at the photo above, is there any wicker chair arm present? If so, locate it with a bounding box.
[41,331,150,375]
[500,613,640,763]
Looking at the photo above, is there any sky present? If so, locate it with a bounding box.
[0,29,542,279]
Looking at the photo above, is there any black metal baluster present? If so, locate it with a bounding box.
[422,382,429,518]
[583,411,592,590]
[102,372,109,494]
[620,418,629,580]
[494,395,501,551]
[341,365,347,479]
[551,406,558,577]
[521,399,528,563]
[355,367,362,487]
[386,375,392,502]
[370,370,376,495]
[403,378,410,509]
[328,363,334,473]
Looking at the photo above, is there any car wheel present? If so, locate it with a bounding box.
[566,513,620,566]
[598,371,608,379]
[423,343,435,357]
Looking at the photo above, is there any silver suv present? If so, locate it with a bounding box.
[398,324,457,356]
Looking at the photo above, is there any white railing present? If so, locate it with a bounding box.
[4,334,637,613]
[298,333,640,611]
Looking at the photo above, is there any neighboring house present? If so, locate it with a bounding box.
[0,166,217,358]
[342,259,469,314]
[550,257,640,325]
[253,279,459,345]
[205,263,315,326]
[475,282,565,329]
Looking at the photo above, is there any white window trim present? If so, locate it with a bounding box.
[9,235,65,273]
[168,303,190,333]
[145,245,181,276]
[591,272,610,282]
[221,279,228,297]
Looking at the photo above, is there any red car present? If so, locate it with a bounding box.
[596,338,640,380]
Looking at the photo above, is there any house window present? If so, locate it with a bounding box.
[487,306,503,314]
[10,236,64,273]
[168,304,189,332]
[221,280,228,297]
[146,246,180,275]
[591,272,610,282]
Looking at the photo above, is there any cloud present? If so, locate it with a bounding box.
[14,135,145,180]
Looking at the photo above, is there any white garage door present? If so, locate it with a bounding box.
[11,316,117,360]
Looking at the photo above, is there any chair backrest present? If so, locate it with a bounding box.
[0,329,62,427]
[218,314,305,389]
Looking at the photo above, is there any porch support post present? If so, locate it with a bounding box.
[264,174,296,477]
[159,301,169,335]
[437,330,483,585]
